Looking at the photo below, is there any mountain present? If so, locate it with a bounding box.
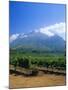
[10,30,65,53]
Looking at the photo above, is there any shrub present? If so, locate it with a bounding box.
[18,57,31,68]
[12,57,18,71]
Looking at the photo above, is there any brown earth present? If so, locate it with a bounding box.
[9,73,66,89]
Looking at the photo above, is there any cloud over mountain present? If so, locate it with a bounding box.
[39,22,65,40]
[10,22,66,42]
[10,34,19,43]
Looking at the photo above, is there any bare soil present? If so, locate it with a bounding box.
[9,73,66,89]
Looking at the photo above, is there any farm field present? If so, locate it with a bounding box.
[9,50,66,89]
[10,49,66,72]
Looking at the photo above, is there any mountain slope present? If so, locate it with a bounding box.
[10,31,65,52]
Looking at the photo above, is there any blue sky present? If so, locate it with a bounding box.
[9,1,66,35]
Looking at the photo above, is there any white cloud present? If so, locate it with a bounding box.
[40,27,54,36]
[20,34,28,38]
[21,34,28,38]
[10,34,19,43]
[23,35,28,38]
[19,33,24,38]
[10,22,66,43]
[10,33,28,43]
[39,22,66,40]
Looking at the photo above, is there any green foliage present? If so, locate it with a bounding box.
[18,57,31,68]
[11,57,18,71]
[10,49,66,70]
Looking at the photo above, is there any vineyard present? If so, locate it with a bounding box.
[9,49,66,88]
[10,49,66,76]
